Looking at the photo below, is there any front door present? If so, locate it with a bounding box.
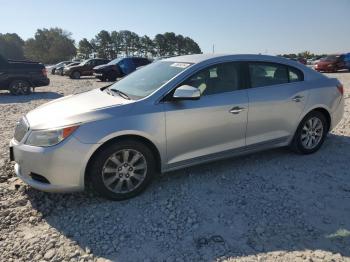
[163,62,248,167]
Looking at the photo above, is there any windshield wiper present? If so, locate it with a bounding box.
[109,88,131,100]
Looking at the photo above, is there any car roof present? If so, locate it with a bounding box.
[163,53,301,64]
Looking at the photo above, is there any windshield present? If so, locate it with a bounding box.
[110,61,192,99]
[321,55,338,62]
[108,58,123,65]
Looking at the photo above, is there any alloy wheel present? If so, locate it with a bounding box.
[13,81,30,95]
[301,117,324,149]
[101,149,147,194]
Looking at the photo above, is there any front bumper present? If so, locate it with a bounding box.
[9,136,98,193]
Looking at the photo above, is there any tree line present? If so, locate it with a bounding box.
[278,51,327,60]
[78,30,201,60]
[0,28,202,64]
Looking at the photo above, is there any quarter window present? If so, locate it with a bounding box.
[289,67,303,82]
[182,62,241,96]
[249,62,288,88]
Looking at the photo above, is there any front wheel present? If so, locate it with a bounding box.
[9,80,32,95]
[88,140,156,200]
[290,111,328,154]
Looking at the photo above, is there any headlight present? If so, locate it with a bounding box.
[25,125,79,147]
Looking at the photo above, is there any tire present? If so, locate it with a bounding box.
[71,71,81,79]
[9,80,32,95]
[290,111,328,154]
[88,140,156,200]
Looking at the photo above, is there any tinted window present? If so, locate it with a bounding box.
[96,60,107,65]
[249,62,288,88]
[289,67,303,82]
[134,58,150,67]
[182,62,241,96]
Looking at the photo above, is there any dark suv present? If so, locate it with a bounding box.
[0,55,50,95]
[93,57,152,81]
[64,58,109,79]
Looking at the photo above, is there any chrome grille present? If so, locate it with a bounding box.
[14,117,29,142]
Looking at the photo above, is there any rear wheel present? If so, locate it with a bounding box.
[71,71,81,79]
[88,140,156,200]
[291,111,328,154]
[9,80,31,95]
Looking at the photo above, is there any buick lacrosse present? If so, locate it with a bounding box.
[10,54,344,200]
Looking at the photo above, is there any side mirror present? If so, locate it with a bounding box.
[173,85,201,100]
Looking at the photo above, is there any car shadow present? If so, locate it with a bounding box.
[25,133,350,261]
[0,91,63,104]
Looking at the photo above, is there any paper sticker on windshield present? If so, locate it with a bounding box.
[170,63,190,68]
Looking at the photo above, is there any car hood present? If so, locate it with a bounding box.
[26,88,133,130]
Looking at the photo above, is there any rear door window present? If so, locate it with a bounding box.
[249,62,289,88]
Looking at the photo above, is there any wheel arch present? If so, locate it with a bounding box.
[299,106,332,132]
[84,134,162,185]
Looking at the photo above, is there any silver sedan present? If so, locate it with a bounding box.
[10,54,344,200]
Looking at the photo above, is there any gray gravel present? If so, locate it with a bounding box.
[1,73,350,262]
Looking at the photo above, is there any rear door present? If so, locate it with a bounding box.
[246,62,307,146]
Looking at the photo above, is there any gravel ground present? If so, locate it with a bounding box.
[0,73,350,262]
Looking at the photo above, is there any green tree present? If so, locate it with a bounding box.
[0,33,25,59]
[154,34,167,57]
[78,38,94,59]
[24,28,76,64]
[119,30,134,56]
[183,37,201,54]
[110,31,123,57]
[140,35,155,57]
[93,30,113,59]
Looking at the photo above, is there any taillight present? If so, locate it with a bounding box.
[42,68,47,77]
[337,84,344,96]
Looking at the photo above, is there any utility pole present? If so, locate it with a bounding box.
[212,44,215,54]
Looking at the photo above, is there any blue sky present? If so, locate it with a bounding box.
[0,0,349,54]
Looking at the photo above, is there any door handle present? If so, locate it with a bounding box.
[292,95,304,102]
[229,106,245,114]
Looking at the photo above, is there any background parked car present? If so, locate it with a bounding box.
[64,58,110,79]
[93,57,152,81]
[47,61,71,74]
[314,54,346,72]
[290,57,307,65]
[55,61,80,76]
[0,54,49,95]
[344,53,350,71]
